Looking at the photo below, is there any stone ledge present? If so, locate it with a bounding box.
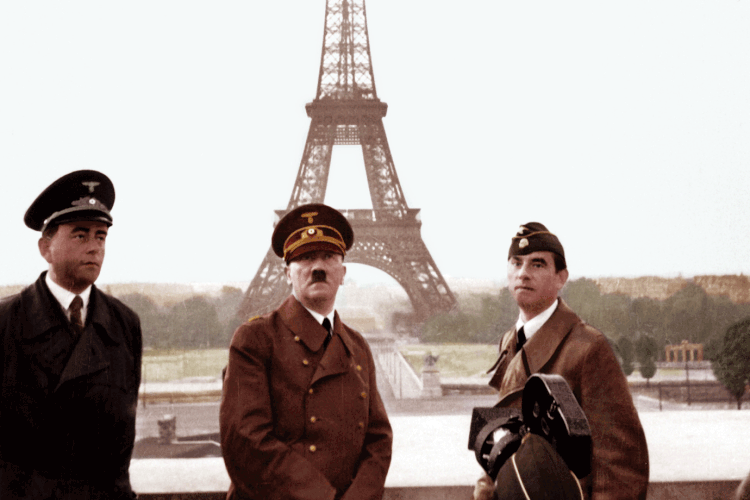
[137,481,741,500]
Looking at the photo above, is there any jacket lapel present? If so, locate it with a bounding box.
[522,300,579,374]
[55,287,114,391]
[21,275,76,379]
[55,324,110,390]
[487,329,514,390]
[311,313,352,385]
[279,295,328,352]
[279,298,352,384]
[310,331,350,385]
[21,273,66,341]
[496,328,528,401]
[495,300,579,403]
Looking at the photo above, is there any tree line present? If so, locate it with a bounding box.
[117,278,750,408]
[118,286,244,349]
[421,278,750,407]
[423,278,750,358]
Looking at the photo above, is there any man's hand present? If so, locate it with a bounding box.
[473,473,496,500]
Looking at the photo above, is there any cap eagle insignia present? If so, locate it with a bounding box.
[301,212,318,224]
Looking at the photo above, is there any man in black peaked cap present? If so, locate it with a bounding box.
[0,170,142,499]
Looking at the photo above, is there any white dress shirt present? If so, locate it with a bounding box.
[45,272,92,325]
[514,299,558,343]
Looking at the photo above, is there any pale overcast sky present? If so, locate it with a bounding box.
[1,1,749,287]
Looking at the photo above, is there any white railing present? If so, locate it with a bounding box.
[375,347,424,399]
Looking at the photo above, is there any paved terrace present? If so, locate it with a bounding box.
[133,374,750,500]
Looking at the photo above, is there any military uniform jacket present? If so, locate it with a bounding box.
[0,272,142,499]
[488,299,649,500]
[220,295,393,500]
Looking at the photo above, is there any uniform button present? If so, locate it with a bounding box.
[360,392,367,399]
[310,416,317,423]
[356,365,362,371]
[309,445,317,453]
[294,336,300,342]
[302,359,309,366]
[309,388,314,394]
[358,421,365,428]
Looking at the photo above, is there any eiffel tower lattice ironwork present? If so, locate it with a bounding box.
[237,0,456,323]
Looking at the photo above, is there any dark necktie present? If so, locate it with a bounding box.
[516,326,526,351]
[322,318,332,338]
[69,295,84,336]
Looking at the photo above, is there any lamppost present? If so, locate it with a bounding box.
[685,345,691,406]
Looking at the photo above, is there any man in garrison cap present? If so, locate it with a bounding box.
[474,223,649,500]
[221,203,392,500]
[0,170,142,499]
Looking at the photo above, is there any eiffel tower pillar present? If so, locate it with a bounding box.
[237,0,456,324]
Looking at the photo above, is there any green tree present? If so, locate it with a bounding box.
[560,278,603,327]
[712,318,750,409]
[639,357,657,386]
[474,294,517,344]
[166,296,223,348]
[636,335,658,386]
[616,336,635,376]
[629,297,662,340]
[421,311,479,343]
[214,286,244,325]
[598,293,633,339]
[663,283,712,345]
[119,293,167,348]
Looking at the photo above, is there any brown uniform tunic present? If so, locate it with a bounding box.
[220,295,392,500]
[489,299,649,500]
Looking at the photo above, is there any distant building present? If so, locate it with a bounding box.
[665,340,703,362]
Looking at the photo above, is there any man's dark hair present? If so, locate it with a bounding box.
[553,253,567,273]
[42,224,59,240]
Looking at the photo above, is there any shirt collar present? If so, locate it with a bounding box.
[45,272,92,320]
[292,291,335,328]
[515,298,558,342]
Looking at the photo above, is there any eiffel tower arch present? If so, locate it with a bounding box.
[238,0,456,324]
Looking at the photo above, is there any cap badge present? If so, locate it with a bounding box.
[82,181,100,193]
[518,225,529,236]
[519,238,529,249]
[301,212,318,224]
[71,196,106,210]
[307,228,316,235]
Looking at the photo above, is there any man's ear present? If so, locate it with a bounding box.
[38,237,52,264]
[340,265,347,285]
[557,268,569,288]
[284,264,292,285]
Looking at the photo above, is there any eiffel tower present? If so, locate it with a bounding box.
[237,0,456,324]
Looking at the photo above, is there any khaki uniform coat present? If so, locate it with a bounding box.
[488,299,649,500]
[220,295,392,500]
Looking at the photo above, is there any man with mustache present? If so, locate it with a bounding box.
[0,170,142,499]
[221,203,392,500]
[474,223,649,500]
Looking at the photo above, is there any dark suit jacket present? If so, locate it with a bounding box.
[488,299,649,500]
[220,295,392,500]
[0,272,142,499]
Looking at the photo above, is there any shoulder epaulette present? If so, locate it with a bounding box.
[247,315,261,323]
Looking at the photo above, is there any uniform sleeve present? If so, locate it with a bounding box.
[220,323,337,500]
[579,335,649,500]
[340,344,393,500]
[116,310,142,500]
